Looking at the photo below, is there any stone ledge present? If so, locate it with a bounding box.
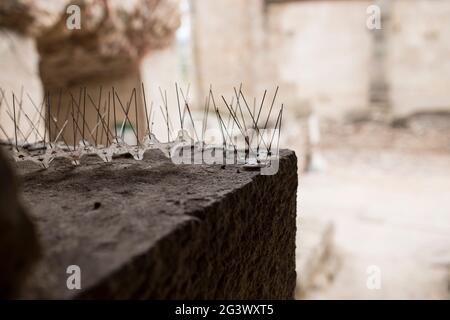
[18,149,297,299]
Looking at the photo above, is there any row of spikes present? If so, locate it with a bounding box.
[0,84,283,168]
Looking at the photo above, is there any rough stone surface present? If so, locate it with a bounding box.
[0,148,41,299]
[17,149,297,299]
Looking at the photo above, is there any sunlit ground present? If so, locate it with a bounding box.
[291,119,450,299]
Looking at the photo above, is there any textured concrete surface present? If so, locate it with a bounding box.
[17,149,297,299]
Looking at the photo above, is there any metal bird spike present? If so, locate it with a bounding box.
[1,85,284,171]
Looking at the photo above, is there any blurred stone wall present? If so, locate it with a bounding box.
[0,30,44,142]
[387,0,450,116]
[266,0,372,118]
[191,0,450,120]
[191,0,267,103]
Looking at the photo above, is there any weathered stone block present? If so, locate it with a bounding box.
[18,149,297,299]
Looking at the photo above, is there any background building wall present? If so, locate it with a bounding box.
[266,0,372,118]
[191,0,450,119]
[387,0,450,116]
[191,0,266,103]
[2,0,450,138]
